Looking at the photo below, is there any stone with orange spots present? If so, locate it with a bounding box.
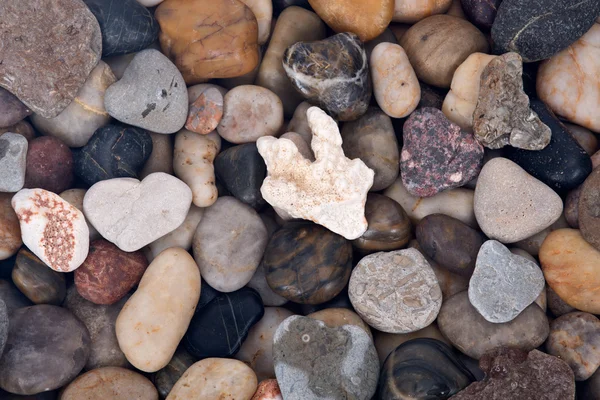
[0,193,22,260]
[251,380,283,400]
[11,188,89,272]
[185,87,224,135]
[60,367,158,400]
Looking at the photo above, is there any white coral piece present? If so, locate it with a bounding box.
[257,106,374,240]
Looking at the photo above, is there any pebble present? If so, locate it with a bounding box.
[256,7,326,117]
[370,43,421,118]
[140,132,174,179]
[257,107,374,239]
[0,305,90,395]
[83,0,159,57]
[474,157,563,243]
[273,0,311,13]
[155,0,259,83]
[393,0,453,23]
[308,308,372,339]
[416,213,484,277]
[59,189,100,241]
[116,248,200,372]
[378,338,475,399]
[104,49,188,134]
[147,205,203,261]
[0,121,35,142]
[401,107,483,197]
[373,323,451,365]
[491,0,600,62]
[565,123,599,155]
[418,81,446,109]
[185,87,224,135]
[0,194,21,260]
[75,239,147,305]
[505,99,593,192]
[173,129,220,208]
[283,33,371,122]
[217,85,284,143]
[0,280,31,314]
[83,173,192,252]
[215,143,266,209]
[547,285,576,318]
[64,287,129,370]
[461,0,501,29]
[437,291,549,359]
[538,24,600,133]
[0,88,31,128]
[252,380,283,400]
[287,102,313,149]
[273,315,379,400]
[153,348,196,399]
[578,168,600,251]
[12,188,89,272]
[565,186,582,228]
[0,300,6,358]
[540,229,600,314]
[451,347,575,399]
[349,248,442,333]
[239,0,273,45]
[74,124,153,186]
[365,28,398,60]
[0,0,101,118]
[166,358,257,400]
[469,240,545,323]
[184,287,264,359]
[0,133,27,193]
[31,61,116,148]
[264,223,352,304]
[442,52,496,130]
[341,108,400,191]
[353,193,412,254]
[247,262,288,307]
[580,368,600,400]
[12,248,66,305]
[400,15,489,88]
[60,367,158,400]
[385,178,477,227]
[236,307,295,381]
[193,196,267,292]
[24,136,73,194]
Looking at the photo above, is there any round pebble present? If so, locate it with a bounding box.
[12,248,66,305]
[24,136,73,194]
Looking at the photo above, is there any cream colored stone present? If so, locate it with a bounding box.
[140,132,174,179]
[442,53,496,130]
[60,188,100,241]
[384,177,477,228]
[148,205,203,261]
[167,358,257,400]
[537,23,600,133]
[393,0,452,23]
[116,248,200,372]
[308,308,372,339]
[257,107,374,240]
[371,43,420,118]
[173,129,220,207]
[239,0,272,45]
[59,367,158,400]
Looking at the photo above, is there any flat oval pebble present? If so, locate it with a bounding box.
[349,248,442,333]
[60,367,158,400]
[24,136,73,194]
[166,358,257,400]
[0,132,27,193]
[0,193,22,260]
[0,305,90,395]
[578,167,600,251]
[116,248,200,372]
[153,348,196,399]
[437,291,549,359]
[12,248,66,305]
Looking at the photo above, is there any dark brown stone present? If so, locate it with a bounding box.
[416,214,485,277]
[24,136,73,194]
[0,0,102,118]
[565,186,582,229]
[417,82,446,110]
[265,223,352,305]
[0,121,36,142]
[461,0,502,30]
[0,88,31,128]
[579,167,600,252]
[449,348,575,399]
[74,239,148,305]
[352,194,412,254]
[12,248,66,305]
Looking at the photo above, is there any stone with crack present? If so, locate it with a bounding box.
[256,106,374,240]
[473,52,551,150]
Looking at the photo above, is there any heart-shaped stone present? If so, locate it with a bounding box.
[83,173,192,252]
[474,157,563,243]
[469,240,545,323]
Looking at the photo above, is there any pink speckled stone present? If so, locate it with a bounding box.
[401,107,483,197]
[251,380,283,400]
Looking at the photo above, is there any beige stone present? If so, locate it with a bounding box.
[140,132,174,179]
[257,107,374,240]
[308,308,372,339]
[167,358,257,400]
[239,0,272,45]
[59,367,158,400]
[148,205,203,261]
[116,248,200,372]
[59,188,100,241]
[393,0,453,23]
[0,193,21,260]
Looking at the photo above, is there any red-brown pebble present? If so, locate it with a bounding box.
[185,87,224,134]
[24,136,73,193]
[75,239,148,305]
[251,379,283,400]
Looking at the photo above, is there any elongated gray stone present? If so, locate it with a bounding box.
[0,133,27,192]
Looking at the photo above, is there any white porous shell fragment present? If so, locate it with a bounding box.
[256,107,374,240]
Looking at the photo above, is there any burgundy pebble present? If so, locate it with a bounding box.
[24,136,73,193]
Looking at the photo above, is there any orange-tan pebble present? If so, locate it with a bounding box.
[393,0,453,23]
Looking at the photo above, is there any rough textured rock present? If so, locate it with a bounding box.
[401,107,483,197]
[491,0,600,62]
[283,33,371,122]
[153,348,196,399]
[579,165,600,251]
[60,367,158,400]
[12,248,66,305]
[349,249,442,333]
[0,88,31,128]
[273,315,379,400]
[12,189,89,272]
[24,136,73,194]
[83,173,192,252]
[0,305,90,395]
[104,49,188,134]
[73,124,152,186]
[473,52,551,150]
[257,107,374,240]
[156,0,260,83]
[185,86,224,135]
[0,0,102,118]
[0,133,27,193]
[469,240,545,323]
[449,348,575,399]
[0,194,21,260]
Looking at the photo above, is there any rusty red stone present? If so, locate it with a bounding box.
[185,87,224,134]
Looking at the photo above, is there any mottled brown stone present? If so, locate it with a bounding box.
[24,136,74,194]
[12,248,66,305]
[0,121,35,141]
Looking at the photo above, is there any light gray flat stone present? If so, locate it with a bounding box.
[0,133,27,192]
